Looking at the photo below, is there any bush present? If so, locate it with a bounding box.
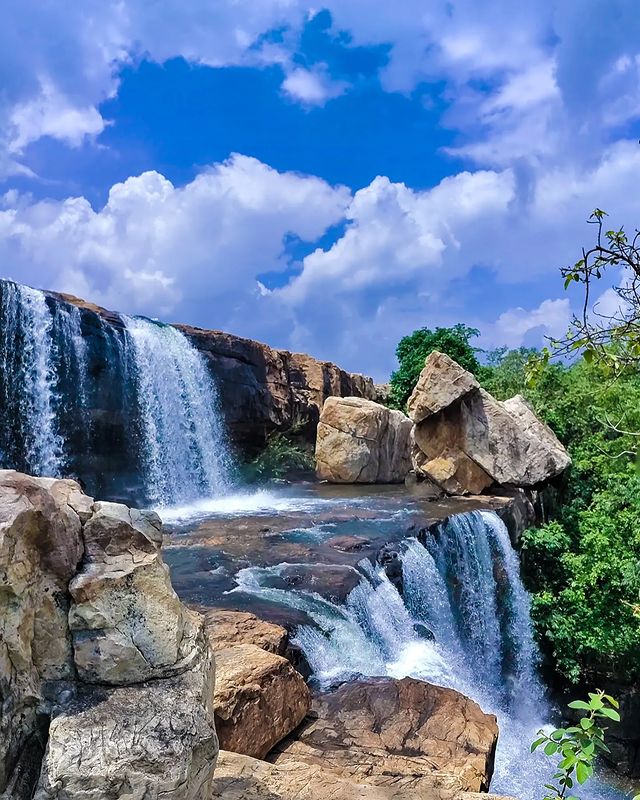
[243,431,314,483]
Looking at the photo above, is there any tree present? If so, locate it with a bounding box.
[389,324,482,409]
[553,209,640,375]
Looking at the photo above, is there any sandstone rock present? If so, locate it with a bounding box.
[214,644,311,759]
[408,352,479,424]
[270,677,498,793]
[411,354,570,494]
[33,647,218,800]
[316,397,412,483]
[0,471,84,793]
[69,501,204,685]
[211,750,460,800]
[203,610,288,655]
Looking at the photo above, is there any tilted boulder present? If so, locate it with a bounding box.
[410,352,570,494]
[315,397,412,483]
[269,677,498,794]
[0,470,217,800]
[214,644,311,759]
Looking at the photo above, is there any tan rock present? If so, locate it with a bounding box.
[69,501,204,685]
[316,397,412,483]
[0,470,83,793]
[408,352,479,424]
[410,355,570,494]
[270,677,498,794]
[203,610,288,655]
[33,647,218,800]
[214,644,311,759]
[211,750,460,800]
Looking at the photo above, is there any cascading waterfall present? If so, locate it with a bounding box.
[0,281,66,476]
[122,315,234,506]
[232,510,620,800]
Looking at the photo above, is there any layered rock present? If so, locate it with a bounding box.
[270,677,498,794]
[409,352,570,495]
[203,609,288,656]
[0,470,217,800]
[315,397,412,483]
[214,644,311,759]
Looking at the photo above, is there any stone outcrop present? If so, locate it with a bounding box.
[409,352,570,495]
[270,677,498,794]
[213,643,311,759]
[204,609,288,655]
[315,397,412,483]
[0,470,217,800]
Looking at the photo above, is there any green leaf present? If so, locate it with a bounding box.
[599,708,621,722]
[544,741,559,756]
[568,700,592,711]
[576,761,590,784]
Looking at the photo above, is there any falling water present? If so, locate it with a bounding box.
[0,281,65,476]
[122,315,234,506]
[232,510,622,800]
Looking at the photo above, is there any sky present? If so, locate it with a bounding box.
[1,1,640,380]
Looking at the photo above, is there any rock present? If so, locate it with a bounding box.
[211,750,460,800]
[411,353,570,494]
[33,647,218,800]
[315,397,412,483]
[69,501,204,685]
[408,352,479,424]
[0,471,84,793]
[214,644,311,759]
[203,610,288,655]
[269,677,498,793]
[0,470,218,799]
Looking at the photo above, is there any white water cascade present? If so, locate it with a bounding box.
[123,315,234,506]
[233,510,622,800]
[0,281,65,476]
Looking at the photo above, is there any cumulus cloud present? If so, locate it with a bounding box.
[282,65,349,105]
[486,298,572,349]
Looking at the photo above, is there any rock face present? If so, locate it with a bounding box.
[409,352,570,495]
[315,397,412,483]
[0,470,217,800]
[270,677,498,794]
[214,644,311,759]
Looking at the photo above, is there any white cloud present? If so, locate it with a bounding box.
[487,298,571,348]
[282,65,349,105]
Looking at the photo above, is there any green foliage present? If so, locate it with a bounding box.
[244,431,314,483]
[482,351,640,685]
[389,324,482,409]
[532,691,620,800]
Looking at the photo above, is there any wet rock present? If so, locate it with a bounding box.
[203,609,288,656]
[214,644,311,759]
[277,563,362,603]
[327,534,372,552]
[414,621,436,641]
[316,397,412,484]
[377,543,404,594]
[269,677,499,793]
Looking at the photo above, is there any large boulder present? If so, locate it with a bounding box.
[0,470,217,800]
[203,609,288,655]
[269,677,498,794]
[214,644,311,759]
[410,352,570,494]
[33,647,218,800]
[315,397,412,483]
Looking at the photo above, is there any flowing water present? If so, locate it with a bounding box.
[122,315,234,505]
[229,508,625,800]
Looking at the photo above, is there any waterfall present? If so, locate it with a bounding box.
[0,281,65,476]
[231,510,589,800]
[122,315,234,506]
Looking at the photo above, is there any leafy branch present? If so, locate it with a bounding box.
[531,691,625,800]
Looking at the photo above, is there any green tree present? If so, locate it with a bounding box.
[389,324,482,409]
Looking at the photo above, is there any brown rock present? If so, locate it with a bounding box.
[316,397,412,483]
[408,352,479,424]
[214,644,311,759]
[204,610,288,655]
[270,677,498,793]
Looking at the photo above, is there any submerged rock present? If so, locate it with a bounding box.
[315,396,412,484]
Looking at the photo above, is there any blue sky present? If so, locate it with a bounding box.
[1,1,640,379]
